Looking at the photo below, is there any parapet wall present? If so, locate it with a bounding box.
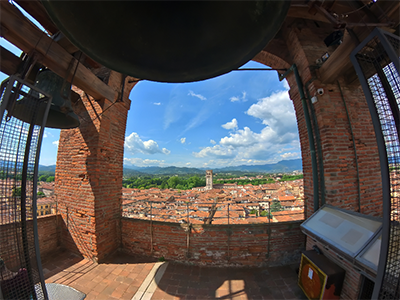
[121,217,305,267]
[0,214,60,270]
[37,214,61,256]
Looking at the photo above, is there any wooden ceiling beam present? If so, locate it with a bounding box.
[317,30,359,83]
[0,1,117,101]
[287,6,330,23]
[0,46,21,76]
[13,0,58,35]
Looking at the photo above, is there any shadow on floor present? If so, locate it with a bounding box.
[42,249,157,300]
[153,262,307,300]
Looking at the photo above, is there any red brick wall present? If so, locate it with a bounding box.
[55,71,133,261]
[0,214,60,270]
[280,27,382,218]
[310,80,382,217]
[122,218,305,267]
[37,214,61,256]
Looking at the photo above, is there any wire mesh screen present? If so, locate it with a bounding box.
[0,76,50,299]
[359,276,375,300]
[352,30,400,299]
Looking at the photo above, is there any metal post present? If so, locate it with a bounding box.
[267,201,271,259]
[227,203,231,261]
[150,202,153,254]
[279,65,320,211]
[186,202,190,258]
[227,203,230,225]
[186,202,189,224]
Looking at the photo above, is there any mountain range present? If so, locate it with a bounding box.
[123,159,302,175]
[39,159,302,176]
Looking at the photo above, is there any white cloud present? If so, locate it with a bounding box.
[280,152,301,160]
[221,118,238,130]
[230,91,247,102]
[124,157,166,167]
[43,129,55,139]
[282,79,290,90]
[193,145,236,159]
[125,132,170,155]
[246,90,297,136]
[192,89,300,165]
[153,102,161,106]
[188,90,206,101]
[52,140,59,147]
[210,139,216,145]
[220,127,257,148]
[180,137,186,144]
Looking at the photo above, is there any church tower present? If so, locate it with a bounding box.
[206,170,213,190]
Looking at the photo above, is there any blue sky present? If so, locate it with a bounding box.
[124,61,300,168]
[0,3,301,169]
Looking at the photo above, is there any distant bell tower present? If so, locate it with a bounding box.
[206,170,213,190]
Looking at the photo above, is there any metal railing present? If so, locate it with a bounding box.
[122,199,305,225]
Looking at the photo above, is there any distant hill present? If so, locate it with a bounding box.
[38,159,302,177]
[123,168,148,177]
[39,165,56,173]
[123,159,302,176]
[125,166,204,176]
[210,159,302,173]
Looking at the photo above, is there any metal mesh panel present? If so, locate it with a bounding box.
[354,32,400,299]
[0,77,49,299]
[359,276,375,300]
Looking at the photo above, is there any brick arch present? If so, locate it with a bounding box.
[252,44,382,220]
[252,50,291,70]
[252,50,314,219]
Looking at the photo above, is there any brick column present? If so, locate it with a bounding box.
[283,26,382,218]
[55,71,132,261]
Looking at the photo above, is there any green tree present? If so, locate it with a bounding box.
[46,176,55,182]
[270,200,283,212]
[249,209,258,216]
[176,184,185,190]
[260,210,272,219]
[167,176,180,189]
[39,175,48,181]
[12,187,21,197]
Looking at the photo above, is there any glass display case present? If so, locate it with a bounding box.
[301,205,383,273]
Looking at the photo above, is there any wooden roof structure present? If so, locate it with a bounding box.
[1,0,398,99]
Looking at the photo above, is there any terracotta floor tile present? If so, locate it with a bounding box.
[43,250,307,300]
[84,291,100,300]
[121,291,135,300]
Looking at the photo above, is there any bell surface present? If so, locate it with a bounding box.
[11,70,80,129]
[41,1,290,83]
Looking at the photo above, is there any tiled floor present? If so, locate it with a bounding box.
[42,249,306,300]
[42,249,157,300]
[151,262,307,300]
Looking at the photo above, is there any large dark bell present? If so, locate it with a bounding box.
[12,70,80,129]
[41,1,290,83]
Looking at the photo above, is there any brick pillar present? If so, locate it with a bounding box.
[283,25,382,218]
[55,71,132,261]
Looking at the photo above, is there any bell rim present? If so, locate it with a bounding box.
[41,0,290,83]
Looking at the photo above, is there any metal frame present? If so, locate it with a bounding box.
[350,27,400,300]
[0,75,52,300]
[355,229,382,273]
[300,204,383,260]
